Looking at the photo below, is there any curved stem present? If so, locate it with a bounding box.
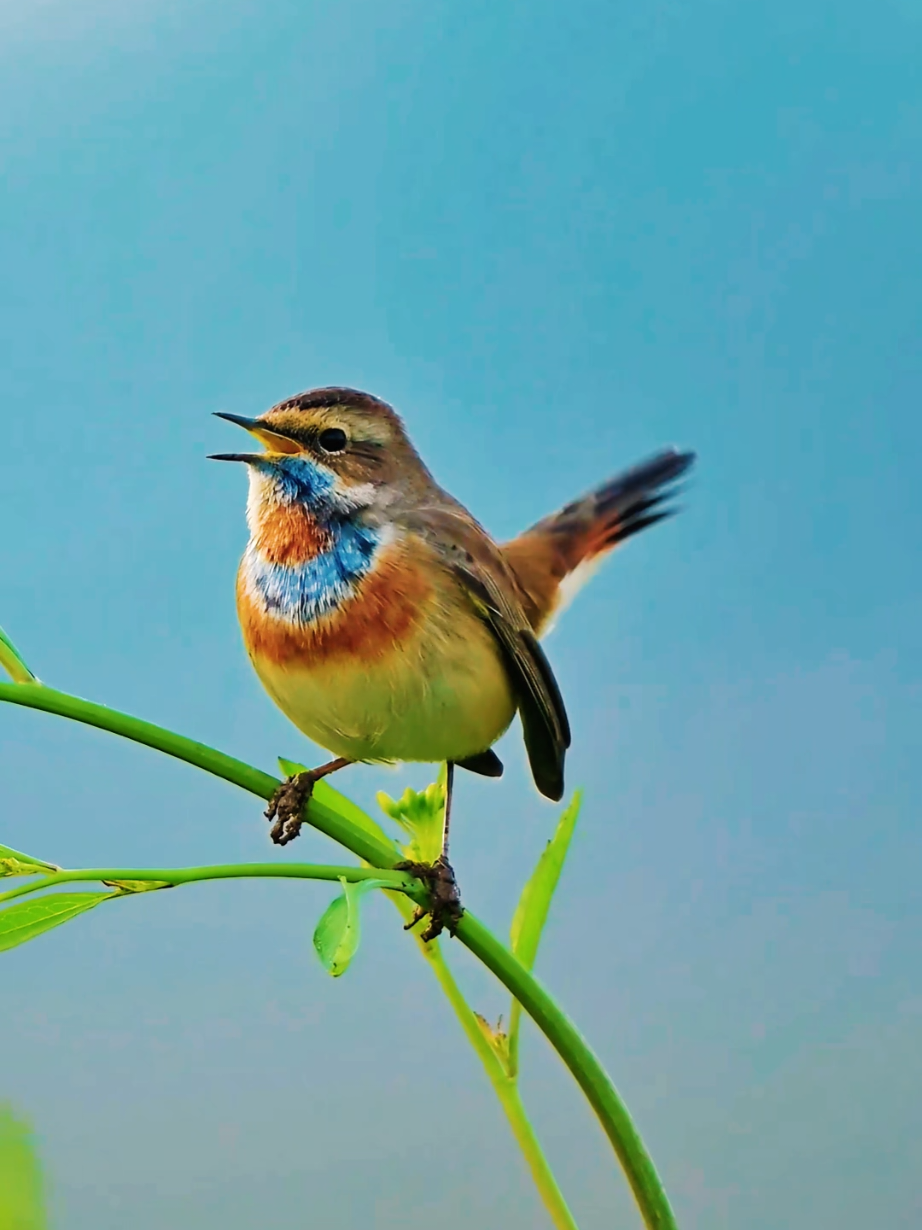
[0,680,676,1230]
[0,683,398,867]
[457,913,675,1228]
[420,934,579,1230]
[0,864,421,907]
[1,860,579,1230]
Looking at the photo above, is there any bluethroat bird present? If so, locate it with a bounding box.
[212,388,694,937]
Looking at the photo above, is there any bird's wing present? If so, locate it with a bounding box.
[401,505,570,801]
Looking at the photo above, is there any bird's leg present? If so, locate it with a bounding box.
[440,759,455,864]
[265,758,352,846]
[399,762,463,942]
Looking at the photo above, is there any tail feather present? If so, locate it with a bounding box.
[502,447,695,633]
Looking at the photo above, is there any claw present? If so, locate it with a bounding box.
[265,772,316,845]
[396,856,463,941]
[265,757,352,845]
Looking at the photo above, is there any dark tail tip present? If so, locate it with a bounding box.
[592,448,695,550]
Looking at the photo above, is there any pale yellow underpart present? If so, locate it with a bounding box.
[250,591,518,766]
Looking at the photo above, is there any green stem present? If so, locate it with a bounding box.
[457,914,674,1228]
[0,683,398,867]
[508,994,524,1079]
[0,864,421,907]
[420,935,579,1230]
[0,679,676,1230]
[3,862,580,1230]
[387,887,578,1228]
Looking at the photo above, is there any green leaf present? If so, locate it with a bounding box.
[277,756,306,779]
[0,859,46,879]
[376,765,446,863]
[0,892,117,954]
[510,791,582,972]
[506,792,581,1078]
[0,862,53,880]
[0,844,58,877]
[101,879,172,894]
[0,625,37,685]
[312,877,388,977]
[474,1011,511,1069]
[0,1104,47,1229]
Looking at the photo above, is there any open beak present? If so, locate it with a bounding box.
[208,411,304,462]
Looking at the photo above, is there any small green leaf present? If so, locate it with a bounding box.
[101,879,172,894]
[0,1104,47,1229]
[0,892,117,954]
[507,792,582,1078]
[0,624,38,685]
[0,859,48,879]
[510,791,582,971]
[277,756,307,779]
[376,765,446,863]
[474,1011,511,1069]
[312,877,388,977]
[0,844,58,877]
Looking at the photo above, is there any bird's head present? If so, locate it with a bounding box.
[210,387,432,528]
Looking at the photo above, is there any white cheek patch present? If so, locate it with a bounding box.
[329,480,377,513]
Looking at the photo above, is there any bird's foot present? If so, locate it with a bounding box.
[265,771,317,845]
[397,856,464,942]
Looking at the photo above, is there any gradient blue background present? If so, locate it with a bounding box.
[1,1,920,1226]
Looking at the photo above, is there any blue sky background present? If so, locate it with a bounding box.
[0,1,920,1226]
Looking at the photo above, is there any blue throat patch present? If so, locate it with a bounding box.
[245,455,382,624]
[245,521,381,624]
[255,455,336,509]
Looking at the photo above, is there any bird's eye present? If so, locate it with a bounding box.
[317,427,348,454]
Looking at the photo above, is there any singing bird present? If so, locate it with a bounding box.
[212,387,693,935]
